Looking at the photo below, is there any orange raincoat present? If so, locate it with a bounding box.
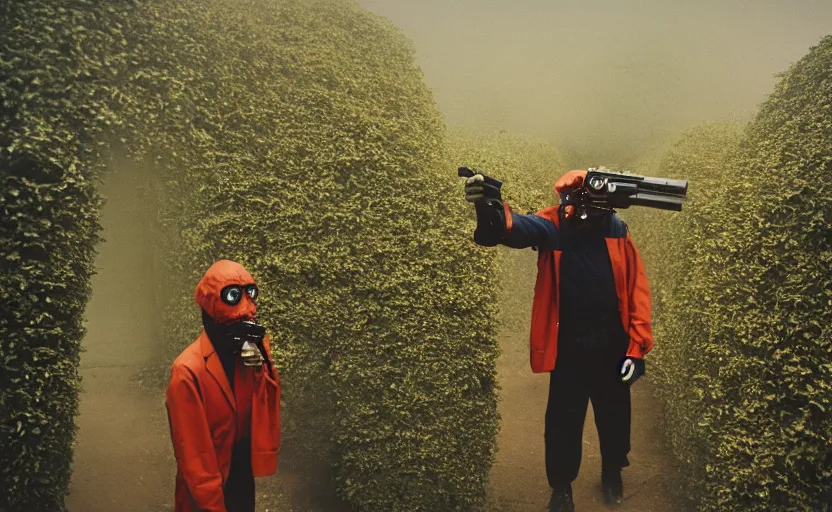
[165,260,280,512]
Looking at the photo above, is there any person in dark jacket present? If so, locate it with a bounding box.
[464,170,653,512]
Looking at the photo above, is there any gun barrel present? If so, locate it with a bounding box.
[628,192,685,211]
[638,175,688,198]
[586,169,688,211]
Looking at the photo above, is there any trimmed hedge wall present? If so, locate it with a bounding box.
[620,122,745,510]
[0,1,134,509]
[623,34,832,512]
[133,2,501,510]
[696,35,832,511]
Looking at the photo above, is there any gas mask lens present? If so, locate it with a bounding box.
[220,284,258,305]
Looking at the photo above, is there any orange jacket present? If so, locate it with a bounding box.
[520,205,653,373]
[165,261,281,512]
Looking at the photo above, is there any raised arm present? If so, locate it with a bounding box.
[465,174,560,251]
[472,201,559,251]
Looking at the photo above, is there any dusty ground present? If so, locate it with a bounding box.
[67,174,687,512]
[66,168,176,512]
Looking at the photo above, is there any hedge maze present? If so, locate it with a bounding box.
[1,1,829,511]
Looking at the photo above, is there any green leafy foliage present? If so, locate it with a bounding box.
[696,35,832,511]
[623,34,832,512]
[0,1,132,509]
[621,122,745,510]
[128,1,498,509]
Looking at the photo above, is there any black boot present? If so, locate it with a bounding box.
[548,483,575,512]
[601,467,623,505]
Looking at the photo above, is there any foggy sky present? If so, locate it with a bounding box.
[358,0,832,165]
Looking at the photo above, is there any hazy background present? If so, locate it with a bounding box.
[358,0,832,166]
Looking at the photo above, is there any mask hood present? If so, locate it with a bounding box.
[194,259,257,324]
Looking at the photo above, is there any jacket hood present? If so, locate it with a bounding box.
[194,260,257,324]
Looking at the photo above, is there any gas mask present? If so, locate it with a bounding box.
[195,260,269,368]
[202,311,267,368]
[218,285,265,367]
[560,192,608,222]
[560,192,609,236]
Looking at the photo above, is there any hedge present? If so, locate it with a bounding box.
[694,35,832,511]
[133,1,504,509]
[623,34,832,512]
[0,0,507,510]
[0,1,135,509]
[620,122,745,510]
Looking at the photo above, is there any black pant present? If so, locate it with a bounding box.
[224,437,255,512]
[544,326,631,488]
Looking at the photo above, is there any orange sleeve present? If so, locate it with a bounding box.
[625,233,654,358]
[165,365,227,512]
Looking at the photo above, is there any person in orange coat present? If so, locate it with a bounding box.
[464,169,652,512]
[165,260,281,512]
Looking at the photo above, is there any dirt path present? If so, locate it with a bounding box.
[66,168,177,512]
[486,338,688,512]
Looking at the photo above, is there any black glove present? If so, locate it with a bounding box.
[619,357,645,385]
[465,174,507,246]
[464,174,502,204]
